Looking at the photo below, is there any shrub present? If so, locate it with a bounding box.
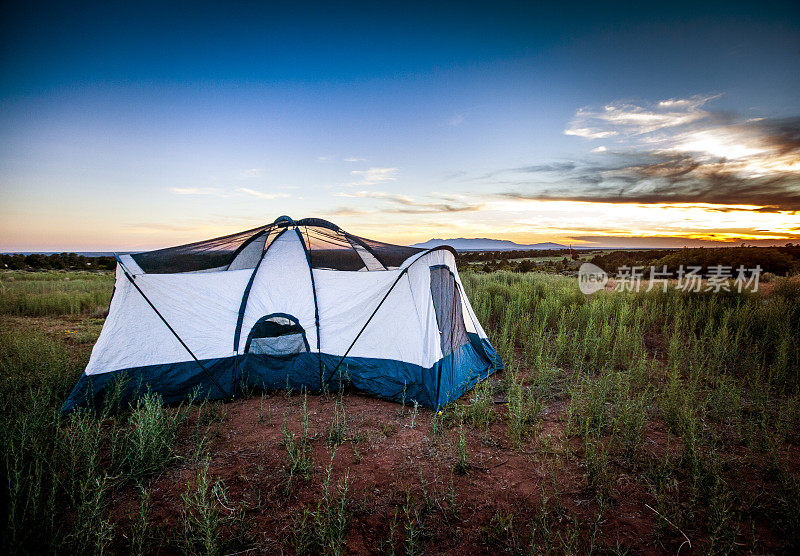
[123,393,179,481]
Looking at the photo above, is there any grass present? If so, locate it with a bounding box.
[293,454,351,555]
[180,457,228,555]
[1,268,799,552]
[0,270,113,317]
[123,392,181,482]
[326,392,347,446]
[282,391,313,485]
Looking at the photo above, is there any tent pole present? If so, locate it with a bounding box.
[326,247,460,404]
[295,227,324,387]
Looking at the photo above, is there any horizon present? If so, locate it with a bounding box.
[4,233,798,255]
[2,1,799,251]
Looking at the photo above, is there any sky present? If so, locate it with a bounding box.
[1,0,799,251]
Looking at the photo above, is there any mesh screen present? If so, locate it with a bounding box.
[127,218,426,274]
[349,236,424,269]
[430,266,469,356]
[301,226,367,271]
[130,224,274,274]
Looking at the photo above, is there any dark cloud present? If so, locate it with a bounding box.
[500,116,800,212]
[756,117,800,156]
[568,235,800,248]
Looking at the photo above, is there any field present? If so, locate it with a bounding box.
[1,269,799,554]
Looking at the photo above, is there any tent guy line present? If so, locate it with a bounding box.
[115,256,233,402]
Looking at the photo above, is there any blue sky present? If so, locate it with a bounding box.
[1,1,799,250]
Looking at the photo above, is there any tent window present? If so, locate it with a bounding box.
[245,314,309,356]
[126,218,425,274]
[130,223,275,274]
[429,266,469,357]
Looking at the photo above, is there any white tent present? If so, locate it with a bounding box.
[64,217,502,411]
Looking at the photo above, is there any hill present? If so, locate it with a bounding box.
[412,238,567,251]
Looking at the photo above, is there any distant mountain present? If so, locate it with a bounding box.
[411,238,568,251]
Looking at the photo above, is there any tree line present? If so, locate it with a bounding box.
[0,252,117,271]
[459,245,800,276]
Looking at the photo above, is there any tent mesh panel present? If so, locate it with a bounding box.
[130,224,274,274]
[430,266,469,356]
[126,218,425,274]
[349,236,424,269]
[302,226,367,271]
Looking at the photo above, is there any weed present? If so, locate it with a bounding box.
[327,393,347,446]
[484,510,515,547]
[123,392,179,481]
[180,457,242,556]
[282,427,313,484]
[129,486,153,555]
[507,372,542,448]
[381,507,400,555]
[429,409,445,441]
[584,434,613,501]
[402,492,425,556]
[293,453,350,555]
[612,384,648,457]
[283,392,313,485]
[462,378,495,430]
[68,473,115,555]
[453,419,470,475]
[409,400,419,429]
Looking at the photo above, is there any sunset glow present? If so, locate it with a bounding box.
[1,3,798,251]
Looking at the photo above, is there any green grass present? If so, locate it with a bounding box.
[462,270,799,392]
[293,454,350,555]
[123,393,181,482]
[1,268,799,552]
[0,270,113,316]
[460,270,800,551]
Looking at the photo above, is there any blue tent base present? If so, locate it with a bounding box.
[61,339,503,414]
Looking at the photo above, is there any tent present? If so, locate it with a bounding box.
[63,216,503,412]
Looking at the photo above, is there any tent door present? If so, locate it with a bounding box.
[245,314,310,357]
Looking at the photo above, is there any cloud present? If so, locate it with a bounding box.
[334,190,484,214]
[493,97,800,212]
[565,95,718,138]
[343,156,366,163]
[565,234,800,248]
[346,167,399,186]
[125,222,210,233]
[239,168,264,178]
[564,127,618,139]
[448,113,466,126]
[170,187,224,196]
[445,105,483,127]
[513,162,577,173]
[235,188,290,200]
[501,153,800,212]
[591,146,607,153]
[329,207,367,216]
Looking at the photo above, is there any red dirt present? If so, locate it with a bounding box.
[12,315,794,553]
[103,385,719,555]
